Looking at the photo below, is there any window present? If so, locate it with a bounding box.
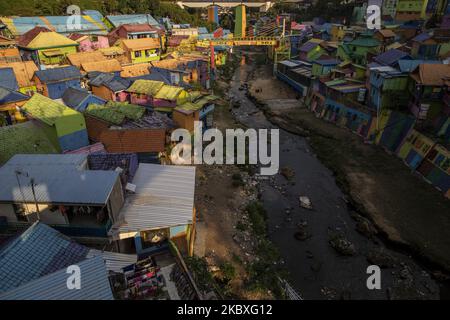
[145,50,151,57]
[134,51,142,58]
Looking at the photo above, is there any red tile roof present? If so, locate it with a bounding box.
[18,27,52,47]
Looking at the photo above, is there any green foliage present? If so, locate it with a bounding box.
[246,201,267,236]
[185,255,214,292]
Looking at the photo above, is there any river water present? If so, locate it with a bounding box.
[225,52,440,300]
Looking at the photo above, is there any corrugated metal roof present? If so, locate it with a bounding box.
[279,60,300,68]
[67,51,107,68]
[111,164,196,236]
[374,49,410,67]
[22,94,81,126]
[121,38,160,51]
[34,66,81,83]
[0,256,113,300]
[0,122,59,165]
[0,61,38,88]
[64,142,106,155]
[0,67,19,90]
[154,85,184,100]
[4,154,87,170]
[398,59,441,73]
[126,79,165,95]
[0,155,120,205]
[81,59,122,74]
[87,249,137,273]
[106,14,159,28]
[0,222,89,293]
[89,73,132,92]
[0,86,28,104]
[1,14,108,36]
[22,31,78,49]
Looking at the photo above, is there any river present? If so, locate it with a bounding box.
[225,52,440,300]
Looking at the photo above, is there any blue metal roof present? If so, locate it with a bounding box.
[299,41,319,52]
[62,87,106,112]
[106,14,159,28]
[0,154,120,204]
[34,66,82,83]
[0,68,19,91]
[0,87,29,104]
[374,49,411,67]
[398,59,442,73]
[0,222,89,293]
[2,14,109,36]
[89,73,132,92]
[412,32,431,42]
[0,255,113,300]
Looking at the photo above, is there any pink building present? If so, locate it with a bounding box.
[69,34,110,52]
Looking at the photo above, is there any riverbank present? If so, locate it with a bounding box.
[191,52,287,300]
[247,58,450,283]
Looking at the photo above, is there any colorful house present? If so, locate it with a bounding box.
[105,14,160,29]
[276,60,313,97]
[0,11,109,37]
[109,24,161,40]
[21,94,89,152]
[0,155,124,240]
[84,101,173,154]
[373,109,416,152]
[0,61,39,95]
[298,39,327,62]
[317,78,373,137]
[67,51,108,68]
[395,0,428,21]
[173,93,219,132]
[311,56,340,77]
[0,36,20,63]
[126,79,190,110]
[121,38,161,64]
[0,87,29,126]
[126,79,165,107]
[373,49,411,68]
[337,34,381,65]
[397,129,435,169]
[68,33,110,52]
[415,144,450,198]
[18,27,79,66]
[373,29,397,52]
[408,64,450,122]
[410,33,440,60]
[32,66,82,99]
[62,87,106,112]
[89,73,132,102]
[108,163,196,257]
[368,65,410,112]
[330,24,346,42]
[80,59,122,76]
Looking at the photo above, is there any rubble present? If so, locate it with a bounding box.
[299,196,313,210]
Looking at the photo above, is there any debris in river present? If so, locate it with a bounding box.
[366,248,397,268]
[299,196,313,210]
[328,231,356,256]
[280,166,295,181]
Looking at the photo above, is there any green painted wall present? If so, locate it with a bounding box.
[37,46,78,65]
[131,49,161,64]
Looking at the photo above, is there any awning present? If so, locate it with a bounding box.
[42,49,64,57]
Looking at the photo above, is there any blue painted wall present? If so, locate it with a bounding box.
[46,80,81,99]
[58,129,89,152]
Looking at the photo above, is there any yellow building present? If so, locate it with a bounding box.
[121,38,161,64]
